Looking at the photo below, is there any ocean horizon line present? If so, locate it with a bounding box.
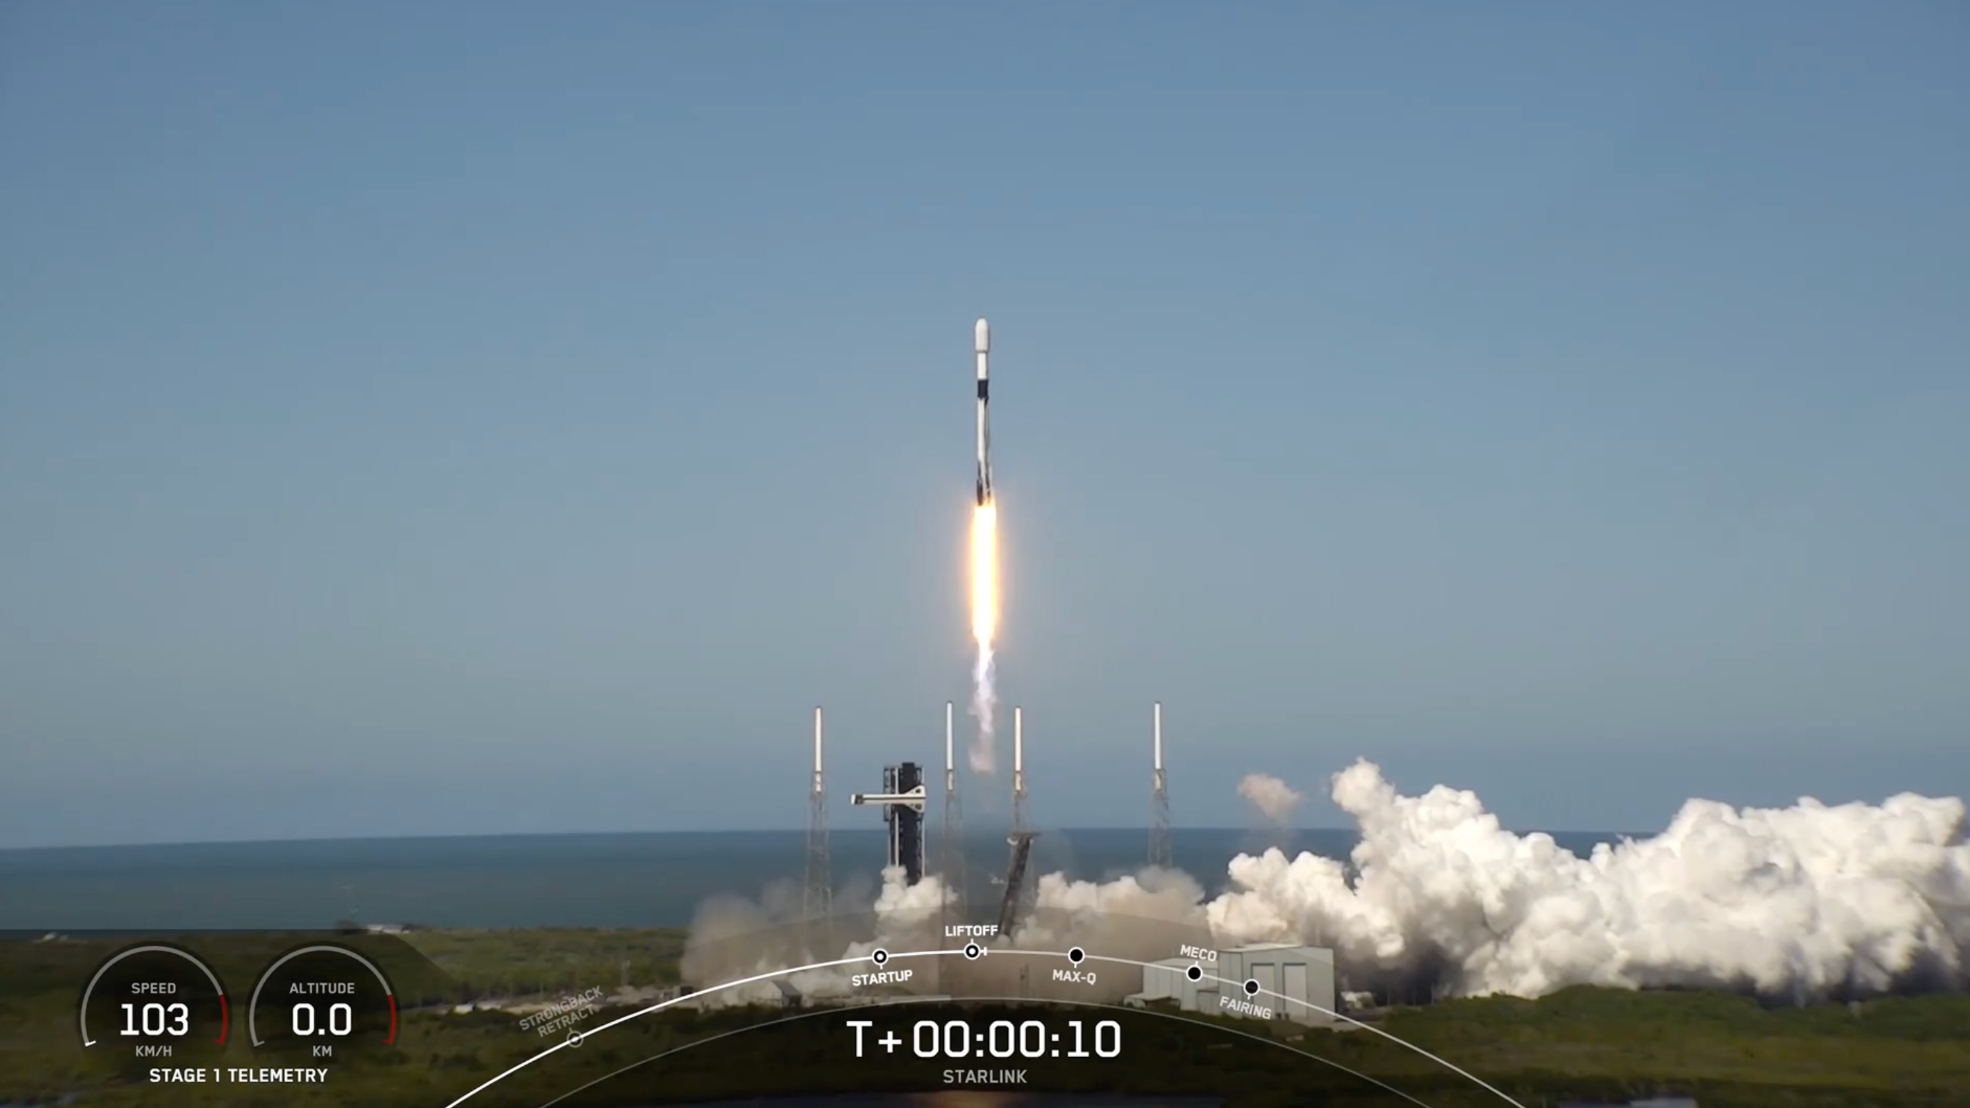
[0,823,1648,856]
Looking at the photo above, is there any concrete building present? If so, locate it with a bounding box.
[1126,943,1337,1027]
[1222,943,1337,1025]
[1138,957,1198,1005]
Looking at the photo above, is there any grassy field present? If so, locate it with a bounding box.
[1,929,1964,1107]
[400,927,687,1002]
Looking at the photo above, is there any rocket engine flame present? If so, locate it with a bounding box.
[970,503,999,645]
[968,501,999,774]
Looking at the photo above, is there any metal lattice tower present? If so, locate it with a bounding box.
[940,701,968,924]
[804,706,832,921]
[1149,701,1173,869]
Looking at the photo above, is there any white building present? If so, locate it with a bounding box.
[1126,943,1337,1027]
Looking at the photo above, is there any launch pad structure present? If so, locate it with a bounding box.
[824,701,1172,934]
[851,762,928,886]
[996,831,1038,935]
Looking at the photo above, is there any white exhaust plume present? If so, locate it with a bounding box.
[685,760,1969,1006]
[1211,760,1970,1000]
[1238,773,1304,824]
[969,645,996,774]
[682,869,954,1007]
[1015,868,1213,967]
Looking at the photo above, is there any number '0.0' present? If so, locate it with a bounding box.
[291,1002,355,1037]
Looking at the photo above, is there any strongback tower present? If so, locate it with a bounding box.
[997,831,1038,935]
[1149,701,1173,869]
[805,707,832,920]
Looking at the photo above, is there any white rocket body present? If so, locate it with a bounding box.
[974,318,992,507]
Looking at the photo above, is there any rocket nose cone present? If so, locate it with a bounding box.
[975,318,990,354]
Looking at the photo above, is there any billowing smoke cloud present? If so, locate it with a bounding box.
[684,761,1969,1007]
[1016,867,1212,966]
[681,868,952,1007]
[1238,773,1304,824]
[969,647,996,775]
[1207,760,1970,1001]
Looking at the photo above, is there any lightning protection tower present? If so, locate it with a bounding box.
[1005,706,1037,926]
[804,706,832,921]
[1010,706,1029,833]
[1148,702,1173,869]
[940,701,968,923]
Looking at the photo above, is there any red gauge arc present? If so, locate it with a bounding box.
[247,943,398,1049]
[77,943,231,1049]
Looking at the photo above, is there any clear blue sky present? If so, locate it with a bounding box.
[3,2,1965,848]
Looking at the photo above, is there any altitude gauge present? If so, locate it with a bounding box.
[248,944,397,1060]
[79,944,230,1068]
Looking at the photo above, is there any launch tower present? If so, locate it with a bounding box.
[854,762,928,885]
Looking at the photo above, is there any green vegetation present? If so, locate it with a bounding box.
[1360,987,1970,1106]
[2,931,1964,1107]
[403,927,687,1001]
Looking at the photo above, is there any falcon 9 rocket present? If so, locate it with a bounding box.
[974,317,992,507]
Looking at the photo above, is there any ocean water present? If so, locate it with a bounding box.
[0,827,1630,931]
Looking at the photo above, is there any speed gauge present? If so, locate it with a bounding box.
[78,944,230,1070]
